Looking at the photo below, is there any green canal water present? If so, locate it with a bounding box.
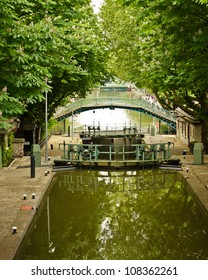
[18,169,208,260]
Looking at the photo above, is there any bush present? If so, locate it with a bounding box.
[2,133,14,167]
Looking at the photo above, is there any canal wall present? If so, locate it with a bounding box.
[0,134,208,259]
[145,135,208,220]
[0,157,55,260]
[180,163,208,220]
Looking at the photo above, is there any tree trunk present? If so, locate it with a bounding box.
[35,126,41,144]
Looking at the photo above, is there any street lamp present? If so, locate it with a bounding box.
[45,87,48,163]
[44,78,51,163]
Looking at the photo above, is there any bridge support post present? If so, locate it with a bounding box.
[151,124,156,136]
[71,111,74,137]
[63,119,66,134]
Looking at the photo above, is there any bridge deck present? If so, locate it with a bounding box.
[55,97,176,129]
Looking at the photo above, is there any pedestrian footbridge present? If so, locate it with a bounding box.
[54,97,176,129]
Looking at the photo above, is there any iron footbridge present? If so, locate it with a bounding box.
[54,98,177,129]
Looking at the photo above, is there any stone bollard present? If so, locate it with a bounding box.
[193,142,204,165]
[31,144,41,167]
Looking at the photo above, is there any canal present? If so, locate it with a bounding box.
[17,89,208,259]
[17,169,208,260]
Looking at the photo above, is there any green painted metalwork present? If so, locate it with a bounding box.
[55,98,176,129]
[57,170,178,192]
[59,142,173,165]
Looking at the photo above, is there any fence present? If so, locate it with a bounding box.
[58,142,173,165]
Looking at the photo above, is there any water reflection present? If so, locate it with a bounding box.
[18,169,208,260]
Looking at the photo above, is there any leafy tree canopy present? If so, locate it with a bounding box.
[0,0,109,130]
[100,0,208,145]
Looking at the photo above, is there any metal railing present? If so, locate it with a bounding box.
[57,171,179,192]
[55,98,176,129]
[58,142,174,164]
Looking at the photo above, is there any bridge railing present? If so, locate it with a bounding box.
[55,98,176,128]
[58,142,174,164]
[57,171,179,192]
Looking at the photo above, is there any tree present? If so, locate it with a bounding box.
[100,0,208,147]
[0,0,109,136]
[100,0,139,81]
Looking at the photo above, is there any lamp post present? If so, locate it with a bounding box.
[44,78,50,163]
[45,88,48,163]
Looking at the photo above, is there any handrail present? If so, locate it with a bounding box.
[58,142,174,163]
[55,98,176,129]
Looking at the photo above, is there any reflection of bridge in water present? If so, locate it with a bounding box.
[55,97,176,130]
[57,170,181,192]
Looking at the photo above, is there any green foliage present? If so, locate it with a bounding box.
[0,0,109,130]
[2,133,14,167]
[100,0,139,81]
[0,90,24,116]
[100,0,208,145]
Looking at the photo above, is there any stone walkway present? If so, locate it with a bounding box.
[0,134,208,259]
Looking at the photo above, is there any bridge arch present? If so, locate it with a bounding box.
[55,97,176,129]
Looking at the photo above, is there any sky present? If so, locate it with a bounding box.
[91,0,104,13]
